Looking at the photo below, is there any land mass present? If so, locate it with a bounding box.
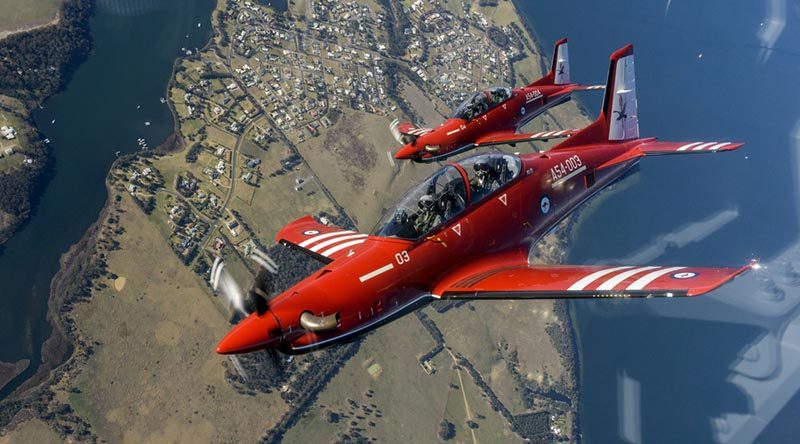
[0,0,60,41]
[1,0,592,442]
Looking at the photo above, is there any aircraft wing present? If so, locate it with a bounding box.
[276,215,369,263]
[434,262,753,300]
[474,129,580,147]
[567,84,605,92]
[635,140,744,155]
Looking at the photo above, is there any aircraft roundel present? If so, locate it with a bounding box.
[520,106,527,116]
[672,271,698,279]
[540,195,551,214]
[303,229,320,236]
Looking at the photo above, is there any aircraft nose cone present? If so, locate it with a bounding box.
[216,311,282,354]
[394,144,420,160]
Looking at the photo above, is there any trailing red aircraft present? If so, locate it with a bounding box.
[391,38,604,162]
[214,44,752,355]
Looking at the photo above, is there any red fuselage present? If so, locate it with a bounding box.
[394,84,576,161]
[228,141,640,354]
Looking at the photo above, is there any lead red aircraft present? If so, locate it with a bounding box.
[391,38,604,162]
[214,44,753,355]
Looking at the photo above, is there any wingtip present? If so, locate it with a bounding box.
[611,44,634,60]
[686,262,755,297]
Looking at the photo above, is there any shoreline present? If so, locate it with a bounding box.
[0,0,214,409]
[0,8,62,42]
[509,0,585,439]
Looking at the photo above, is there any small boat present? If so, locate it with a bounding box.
[51,119,56,124]
[144,121,151,126]
[160,97,166,103]
[136,105,141,109]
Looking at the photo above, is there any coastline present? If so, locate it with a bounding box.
[0,8,62,42]
[0,0,214,411]
[509,0,585,439]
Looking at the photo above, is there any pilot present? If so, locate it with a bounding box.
[488,89,506,106]
[392,209,418,239]
[413,194,442,234]
[470,159,499,197]
[494,156,513,183]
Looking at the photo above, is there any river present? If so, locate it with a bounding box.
[0,0,214,399]
[517,1,800,442]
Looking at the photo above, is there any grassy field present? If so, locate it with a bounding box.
[55,194,288,443]
[0,418,62,444]
[0,0,59,35]
[296,110,440,231]
[281,312,521,443]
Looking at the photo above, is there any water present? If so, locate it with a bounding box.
[517,0,800,442]
[0,0,214,399]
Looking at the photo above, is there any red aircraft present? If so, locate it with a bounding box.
[214,44,752,355]
[391,38,604,162]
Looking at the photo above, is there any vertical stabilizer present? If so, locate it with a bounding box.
[553,40,571,85]
[552,44,640,149]
[606,46,639,140]
[530,38,571,86]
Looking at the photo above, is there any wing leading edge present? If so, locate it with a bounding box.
[435,263,753,300]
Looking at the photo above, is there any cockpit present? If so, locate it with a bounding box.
[450,87,513,121]
[373,153,521,239]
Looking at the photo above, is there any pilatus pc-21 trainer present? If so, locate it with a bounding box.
[213,44,752,355]
[390,38,604,162]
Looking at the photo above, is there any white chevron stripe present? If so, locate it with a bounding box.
[320,238,367,257]
[567,266,634,291]
[596,266,660,290]
[676,142,703,151]
[627,267,685,290]
[310,233,368,252]
[298,230,355,248]
[692,142,718,151]
[708,142,731,151]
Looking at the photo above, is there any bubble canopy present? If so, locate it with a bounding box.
[373,153,521,239]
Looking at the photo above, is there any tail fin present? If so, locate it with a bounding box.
[530,38,571,86]
[553,44,640,149]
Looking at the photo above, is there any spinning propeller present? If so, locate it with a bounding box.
[209,249,280,317]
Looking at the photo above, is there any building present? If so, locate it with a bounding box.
[1,126,16,140]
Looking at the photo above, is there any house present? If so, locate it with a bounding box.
[1,126,16,140]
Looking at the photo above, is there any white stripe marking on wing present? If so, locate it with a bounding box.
[567,266,635,291]
[298,230,355,248]
[708,142,732,151]
[627,267,686,290]
[596,266,660,291]
[310,233,368,252]
[320,238,367,257]
[676,142,703,151]
[692,142,717,151]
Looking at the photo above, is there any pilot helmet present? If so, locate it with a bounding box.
[418,194,436,211]
[474,160,491,178]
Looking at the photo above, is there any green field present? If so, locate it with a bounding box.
[0,0,59,35]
